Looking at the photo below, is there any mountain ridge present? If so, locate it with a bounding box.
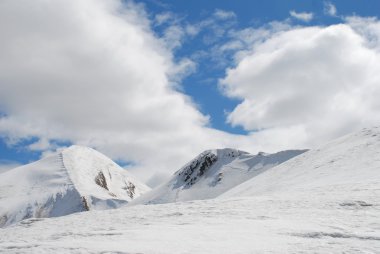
[222,126,380,198]
[131,148,307,205]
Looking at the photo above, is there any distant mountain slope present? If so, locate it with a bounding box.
[131,148,306,204]
[0,145,150,227]
[222,127,380,198]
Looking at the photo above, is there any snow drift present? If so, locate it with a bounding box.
[0,145,150,227]
[131,148,306,204]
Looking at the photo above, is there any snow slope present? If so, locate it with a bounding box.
[0,145,150,227]
[222,126,380,198]
[132,148,306,204]
[0,128,379,253]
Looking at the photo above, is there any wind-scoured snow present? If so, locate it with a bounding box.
[0,145,150,227]
[131,148,306,204]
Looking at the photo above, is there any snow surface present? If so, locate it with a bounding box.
[222,127,380,198]
[0,184,378,253]
[131,148,306,204]
[0,146,150,227]
[0,127,379,253]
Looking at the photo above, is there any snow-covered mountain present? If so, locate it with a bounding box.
[1,128,379,253]
[222,126,380,198]
[131,148,306,204]
[0,145,150,227]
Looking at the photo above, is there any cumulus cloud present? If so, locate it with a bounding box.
[345,16,380,51]
[221,19,380,149]
[324,2,337,17]
[0,0,258,184]
[290,10,314,22]
[0,0,212,182]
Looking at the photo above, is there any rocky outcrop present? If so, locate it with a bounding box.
[124,181,136,199]
[95,171,109,190]
[177,152,218,188]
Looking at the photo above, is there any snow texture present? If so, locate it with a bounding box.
[131,148,306,204]
[0,127,379,253]
[0,145,150,227]
[0,182,378,253]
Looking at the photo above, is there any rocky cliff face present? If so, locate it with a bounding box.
[176,151,218,188]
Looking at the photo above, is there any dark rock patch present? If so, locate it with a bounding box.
[95,171,108,191]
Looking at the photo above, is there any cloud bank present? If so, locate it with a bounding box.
[221,18,380,149]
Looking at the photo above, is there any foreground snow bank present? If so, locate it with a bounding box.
[0,183,378,253]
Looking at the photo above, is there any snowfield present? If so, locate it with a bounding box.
[0,127,380,253]
[0,187,378,253]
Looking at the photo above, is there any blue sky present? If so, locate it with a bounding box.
[1,0,380,181]
[142,0,380,133]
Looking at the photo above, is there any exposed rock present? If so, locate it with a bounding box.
[0,215,8,228]
[124,181,136,199]
[82,197,90,211]
[95,171,108,190]
[178,152,217,188]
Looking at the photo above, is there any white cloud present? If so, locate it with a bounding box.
[0,0,211,181]
[180,9,237,47]
[221,20,380,149]
[324,2,337,17]
[0,0,259,183]
[214,9,236,20]
[162,24,186,50]
[290,10,314,22]
[153,12,191,51]
[218,21,293,64]
[345,16,380,51]
[28,138,52,151]
[154,12,174,26]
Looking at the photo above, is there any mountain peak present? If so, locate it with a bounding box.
[0,146,150,227]
[131,148,306,205]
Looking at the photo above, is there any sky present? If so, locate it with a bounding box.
[1,0,380,186]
